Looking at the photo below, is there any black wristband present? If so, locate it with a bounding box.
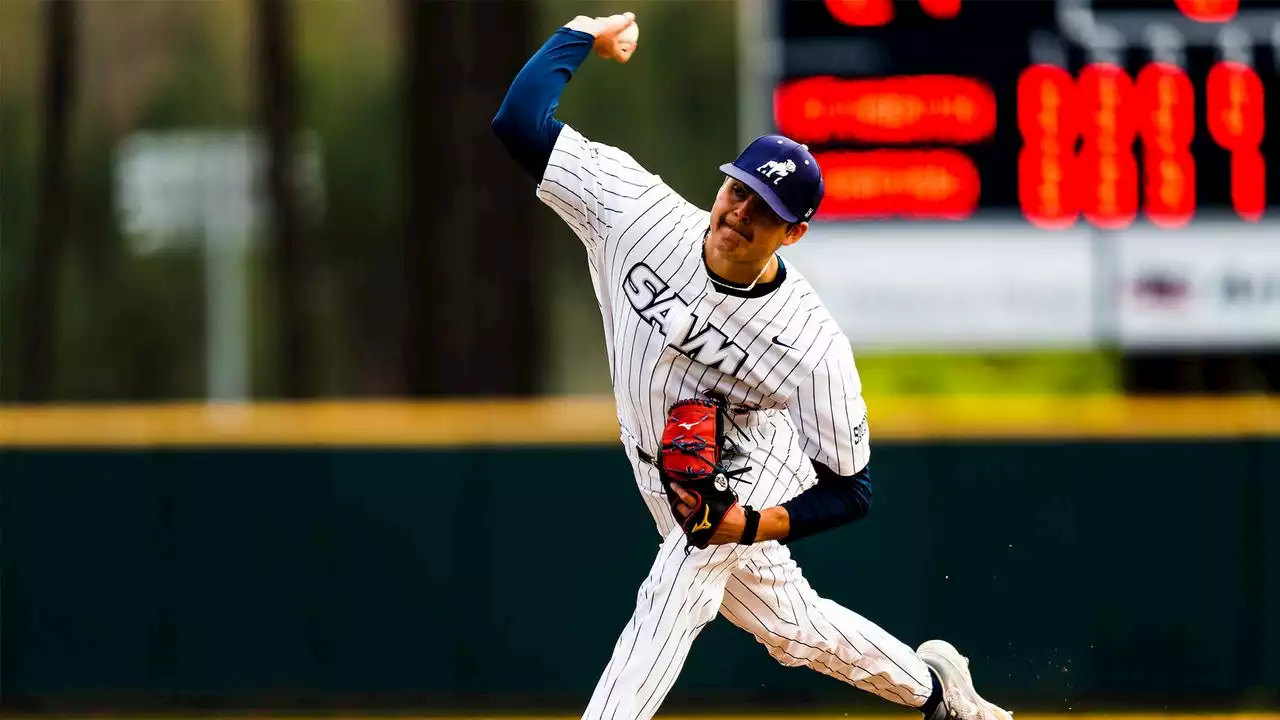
[740,506,761,545]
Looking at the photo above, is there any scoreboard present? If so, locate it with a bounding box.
[772,0,1280,228]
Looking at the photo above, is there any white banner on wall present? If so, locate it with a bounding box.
[1114,224,1280,349]
[780,223,1097,352]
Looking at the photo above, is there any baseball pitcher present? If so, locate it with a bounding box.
[491,12,1014,720]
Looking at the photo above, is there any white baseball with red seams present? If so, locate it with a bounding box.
[536,123,944,720]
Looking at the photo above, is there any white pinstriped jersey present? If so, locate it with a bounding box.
[537,125,870,514]
[531,125,939,720]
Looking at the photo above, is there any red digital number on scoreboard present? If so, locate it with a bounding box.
[823,0,894,27]
[1018,64,1080,229]
[823,0,962,26]
[1209,61,1267,220]
[917,0,961,20]
[1175,0,1239,23]
[1077,63,1140,229]
[1136,63,1196,228]
[1018,60,1267,229]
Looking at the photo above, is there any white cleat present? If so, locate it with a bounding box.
[917,639,1014,720]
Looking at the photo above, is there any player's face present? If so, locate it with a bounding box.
[708,178,806,263]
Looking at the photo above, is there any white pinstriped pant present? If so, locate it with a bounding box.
[582,486,936,720]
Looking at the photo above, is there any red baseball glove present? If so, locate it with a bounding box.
[657,398,752,549]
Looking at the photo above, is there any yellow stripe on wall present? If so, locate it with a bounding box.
[866,394,1280,440]
[1,395,1279,447]
[0,398,620,448]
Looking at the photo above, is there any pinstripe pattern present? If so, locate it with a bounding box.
[722,543,933,706]
[537,125,931,720]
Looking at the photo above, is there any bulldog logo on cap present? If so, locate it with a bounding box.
[756,159,797,185]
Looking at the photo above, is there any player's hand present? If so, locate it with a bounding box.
[670,481,747,546]
[564,12,638,64]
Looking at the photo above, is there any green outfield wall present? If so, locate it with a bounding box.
[2,439,1278,714]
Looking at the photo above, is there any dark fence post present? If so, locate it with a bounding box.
[257,0,313,398]
[20,0,78,401]
[402,0,540,396]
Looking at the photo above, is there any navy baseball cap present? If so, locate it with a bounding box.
[719,135,824,223]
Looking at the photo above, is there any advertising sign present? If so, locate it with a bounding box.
[782,224,1097,351]
[1114,223,1280,349]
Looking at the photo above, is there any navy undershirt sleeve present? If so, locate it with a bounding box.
[779,463,873,544]
[491,27,595,179]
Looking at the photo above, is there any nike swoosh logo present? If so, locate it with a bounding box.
[772,335,796,349]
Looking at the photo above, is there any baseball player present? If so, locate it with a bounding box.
[492,12,1014,720]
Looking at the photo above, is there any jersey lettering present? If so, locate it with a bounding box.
[623,263,666,310]
[672,322,748,376]
[625,263,749,375]
[639,296,684,328]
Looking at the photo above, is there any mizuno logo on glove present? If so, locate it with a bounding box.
[692,505,712,532]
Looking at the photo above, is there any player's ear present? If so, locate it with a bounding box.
[780,221,808,247]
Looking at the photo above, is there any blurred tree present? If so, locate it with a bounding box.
[292,0,401,396]
[0,2,40,401]
[18,0,77,401]
[256,0,314,397]
[402,0,540,396]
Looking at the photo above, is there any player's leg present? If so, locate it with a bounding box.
[581,527,749,720]
[718,541,935,709]
[719,541,1013,720]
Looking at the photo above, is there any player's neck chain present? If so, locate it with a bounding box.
[708,256,774,293]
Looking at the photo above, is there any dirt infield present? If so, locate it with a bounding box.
[154,707,1274,712]
[20,707,1280,712]
[295,715,1279,720]
[19,714,1280,720]
[127,714,1275,720]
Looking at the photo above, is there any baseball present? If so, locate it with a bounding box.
[611,18,639,62]
[619,19,639,48]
